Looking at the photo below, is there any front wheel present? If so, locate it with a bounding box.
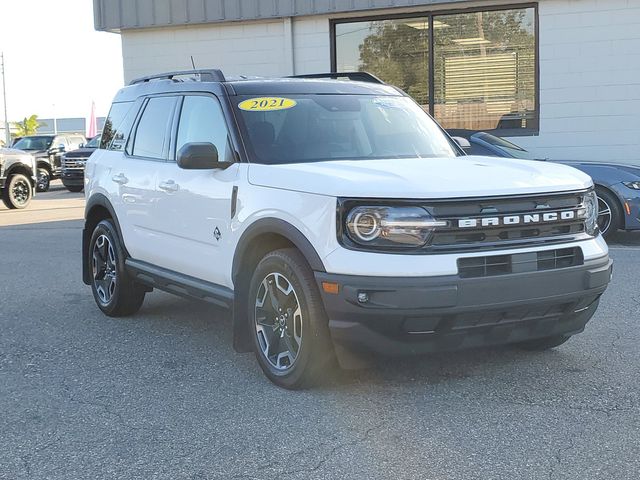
[65,185,84,193]
[36,168,50,192]
[2,174,33,209]
[89,219,146,317]
[248,248,335,389]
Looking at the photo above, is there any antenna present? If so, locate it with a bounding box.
[190,56,196,70]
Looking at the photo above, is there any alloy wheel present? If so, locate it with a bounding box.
[92,234,117,305]
[597,195,612,235]
[254,272,303,371]
[11,179,30,206]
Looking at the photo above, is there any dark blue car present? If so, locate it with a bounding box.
[449,130,640,238]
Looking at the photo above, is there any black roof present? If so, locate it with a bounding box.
[113,71,401,103]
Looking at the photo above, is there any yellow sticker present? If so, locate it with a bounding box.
[238,97,297,112]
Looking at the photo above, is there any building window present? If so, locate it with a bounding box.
[332,6,538,135]
[335,17,429,108]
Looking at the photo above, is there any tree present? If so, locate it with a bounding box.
[12,115,41,137]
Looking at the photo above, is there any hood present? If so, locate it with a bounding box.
[247,156,593,198]
[15,148,48,157]
[64,147,97,158]
[555,160,640,175]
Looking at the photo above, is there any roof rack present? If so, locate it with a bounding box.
[287,72,385,85]
[129,69,226,86]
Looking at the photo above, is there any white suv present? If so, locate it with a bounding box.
[83,70,612,388]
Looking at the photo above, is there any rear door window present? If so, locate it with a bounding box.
[131,97,177,160]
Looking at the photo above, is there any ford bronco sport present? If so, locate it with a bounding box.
[83,69,612,389]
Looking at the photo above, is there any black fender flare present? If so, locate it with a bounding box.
[82,194,128,284]
[232,218,326,283]
[230,218,326,352]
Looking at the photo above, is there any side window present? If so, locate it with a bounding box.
[176,95,233,162]
[132,97,176,159]
[101,101,136,151]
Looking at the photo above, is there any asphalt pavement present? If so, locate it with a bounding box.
[1,181,639,479]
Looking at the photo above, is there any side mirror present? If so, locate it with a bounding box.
[79,143,85,148]
[451,136,471,150]
[177,142,232,170]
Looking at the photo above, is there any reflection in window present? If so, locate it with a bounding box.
[334,7,537,133]
[335,18,429,107]
[434,9,536,131]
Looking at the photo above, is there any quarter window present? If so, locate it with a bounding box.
[176,95,233,162]
[132,97,176,159]
[101,101,136,150]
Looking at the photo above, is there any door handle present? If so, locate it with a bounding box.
[159,180,179,192]
[112,173,129,185]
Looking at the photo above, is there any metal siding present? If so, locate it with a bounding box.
[95,0,473,30]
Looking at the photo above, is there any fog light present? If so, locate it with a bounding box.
[357,292,369,304]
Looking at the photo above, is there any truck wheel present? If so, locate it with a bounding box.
[36,168,51,192]
[66,185,84,193]
[89,219,146,317]
[518,335,571,351]
[248,248,335,389]
[2,174,33,209]
[595,187,621,239]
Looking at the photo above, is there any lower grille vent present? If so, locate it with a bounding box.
[458,247,583,279]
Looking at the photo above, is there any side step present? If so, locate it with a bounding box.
[125,259,234,309]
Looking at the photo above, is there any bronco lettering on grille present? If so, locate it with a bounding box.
[458,210,577,228]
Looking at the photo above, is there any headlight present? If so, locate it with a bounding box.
[623,181,640,190]
[345,206,447,249]
[582,191,598,236]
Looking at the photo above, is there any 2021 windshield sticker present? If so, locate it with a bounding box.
[238,97,297,112]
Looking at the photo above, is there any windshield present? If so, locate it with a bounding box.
[475,132,539,160]
[86,135,101,148]
[234,95,458,164]
[13,135,54,151]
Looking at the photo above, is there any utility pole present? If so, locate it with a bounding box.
[1,52,9,146]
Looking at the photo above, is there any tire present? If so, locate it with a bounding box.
[66,185,84,193]
[595,187,622,239]
[518,335,571,351]
[88,219,146,317]
[248,248,335,389]
[36,168,51,192]
[1,174,33,209]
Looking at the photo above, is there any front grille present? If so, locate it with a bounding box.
[458,247,583,279]
[61,156,88,169]
[428,191,589,251]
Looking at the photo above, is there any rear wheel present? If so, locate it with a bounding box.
[36,168,51,192]
[248,248,335,389]
[66,185,84,193]
[2,174,32,209]
[595,187,621,239]
[89,219,146,316]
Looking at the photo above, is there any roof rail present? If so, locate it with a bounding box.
[129,69,226,86]
[288,72,385,85]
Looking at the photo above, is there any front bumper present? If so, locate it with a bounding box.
[316,255,612,358]
[61,169,84,186]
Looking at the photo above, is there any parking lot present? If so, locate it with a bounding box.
[1,182,639,480]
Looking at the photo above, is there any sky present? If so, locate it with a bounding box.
[0,0,123,123]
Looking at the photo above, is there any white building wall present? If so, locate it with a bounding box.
[119,0,640,164]
[512,0,640,164]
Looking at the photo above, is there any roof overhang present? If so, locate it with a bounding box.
[94,0,476,32]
